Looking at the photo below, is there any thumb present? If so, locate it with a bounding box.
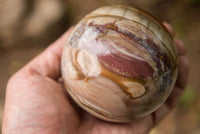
[23,27,74,80]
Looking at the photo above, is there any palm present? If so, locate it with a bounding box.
[6,74,182,134]
[3,24,189,134]
[9,75,153,134]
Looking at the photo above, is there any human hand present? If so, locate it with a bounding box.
[2,23,189,134]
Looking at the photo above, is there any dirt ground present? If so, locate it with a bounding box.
[0,0,200,133]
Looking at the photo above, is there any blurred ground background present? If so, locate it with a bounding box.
[0,0,200,133]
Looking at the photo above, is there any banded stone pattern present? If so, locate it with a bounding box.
[61,5,178,122]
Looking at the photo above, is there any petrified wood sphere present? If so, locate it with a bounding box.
[61,5,178,122]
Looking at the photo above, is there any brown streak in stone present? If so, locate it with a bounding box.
[100,65,147,99]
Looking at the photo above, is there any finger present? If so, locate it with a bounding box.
[150,102,171,126]
[150,86,184,127]
[163,22,187,56]
[174,39,187,55]
[23,27,74,80]
[163,22,175,37]
[176,56,190,89]
[166,87,183,108]
[130,115,154,134]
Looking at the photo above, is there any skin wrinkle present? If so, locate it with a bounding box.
[8,74,79,134]
[27,47,62,79]
[8,76,55,131]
